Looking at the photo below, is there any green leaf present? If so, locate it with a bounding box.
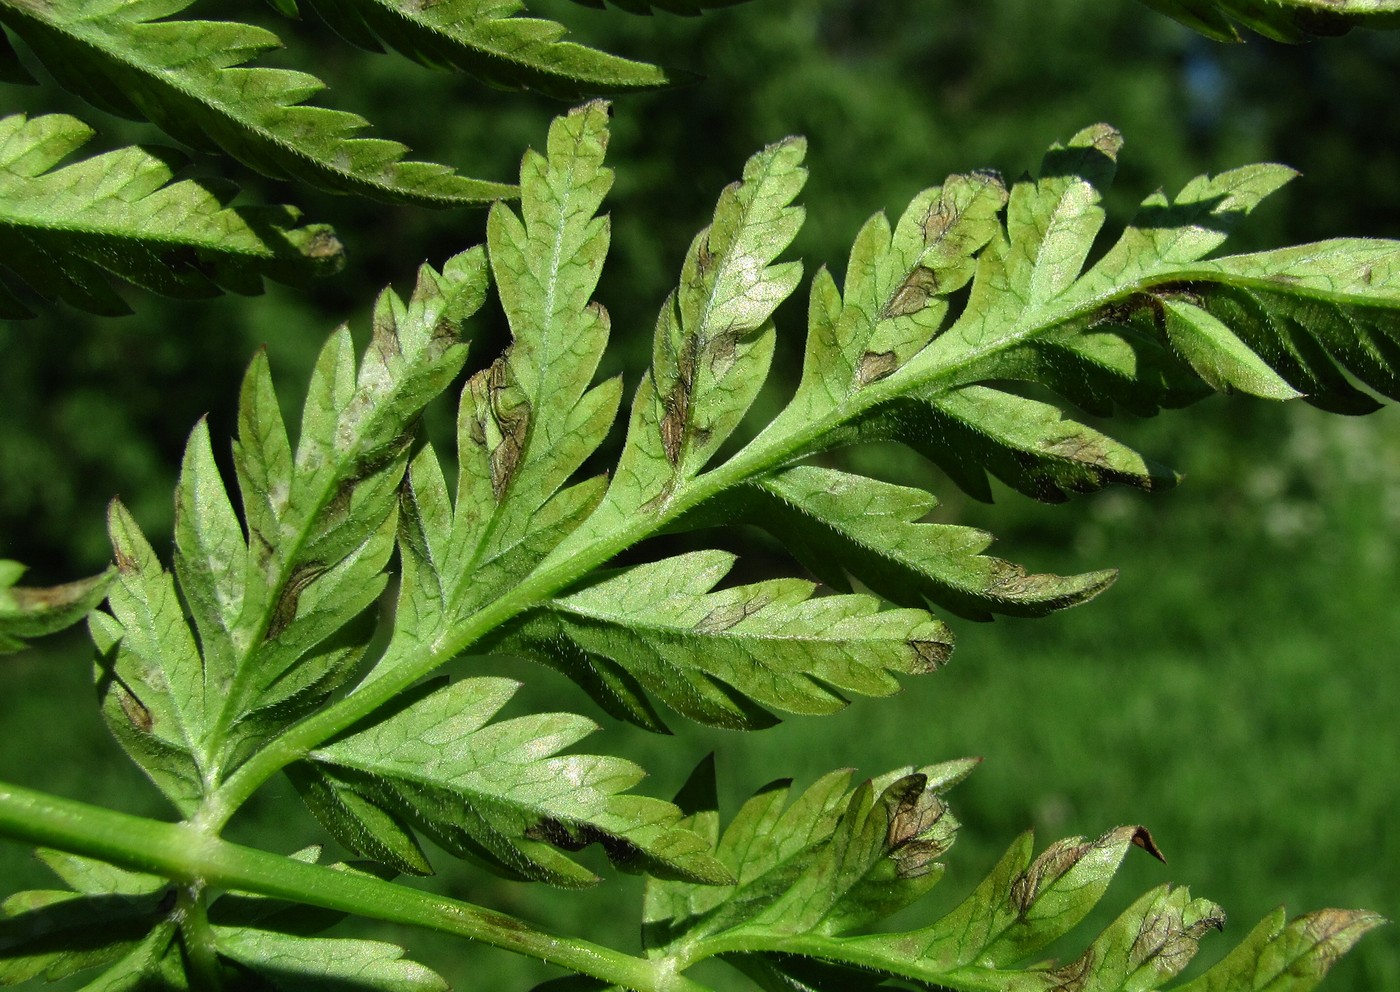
[487,550,952,730]
[568,0,750,13]
[306,677,730,885]
[0,559,112,654]
[374,104,623,686]
[643,761,973,962]
[0,2,515,205]
[33,850,165,898]
[794,170,1007,406]
[286,761,434,877]
[292,0,680,99]
[642,783,1346,992]
[92,500,212,815]
[214,928,448,991]
[1162,299,1304,400]
[0,888,171,985]
[677,465,1116,620]
[89,252,487,808]
[1136,0,1400,41]
[852,384,1180,504]
[1044,885,1226,991]
[220,251,487,753]
[1174,908,1387,992]
[0,113,342,318]
[589,134,807,526]
[758,128,1398,519]
[845,826,1164,977]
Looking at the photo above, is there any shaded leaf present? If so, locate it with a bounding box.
[1137,0,1400,41]
[0,559,112,654]
[215,928,447,991]
[486,550,952,730]
[0,2,514,205]
[0,888,170,985]
[0,112,342,318]
[293,0,683,99]
[676,466,1116,620]
[308,677,730,886]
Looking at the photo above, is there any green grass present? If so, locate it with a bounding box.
[1,401,1395,990]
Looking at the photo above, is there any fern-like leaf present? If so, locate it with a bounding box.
[0,1,515,205]
[289,0,682,99]
[749,126,1398,512]
[642,763,1384,992]
[89,251,488,815]
[375,101,621,680]
[485,550,952,730]
[0,113,342,317]
[675,466,1118,620]
[0,559,112,654]
[1137,0,1400,41]
[301,676,729,885]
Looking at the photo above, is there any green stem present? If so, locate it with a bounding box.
[0,779,710,992]
[177,882,223,991]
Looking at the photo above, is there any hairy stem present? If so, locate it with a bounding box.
[0,779,711,992]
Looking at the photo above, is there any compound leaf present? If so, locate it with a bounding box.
[486,550,952,730]
[0,1,514,205]
[579,134,806,533]
[375,104,621,685]
[305,677,730,886]
[89,252,487,810]
[290,0,676,99]
[0,112,342,318]
[1174,908,1386,992]
[752,127,1398,520]
[214,928,448,992]
[640,767,1375,992]
[677,465,1116,620]
[1136,0,1400,41]
[0,559,112,654]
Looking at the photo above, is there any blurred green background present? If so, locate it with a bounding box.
[1,0,1397,988]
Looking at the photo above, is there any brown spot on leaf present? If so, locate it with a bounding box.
[118,687,153,734]
[909,637,953,672]
[485,358,530,500]
[885,778,954,878]
[660,337,699,466]
[708,330,738,378]
[6,574,105,611]
[1130,825,1166,863]
[883,267,939,319]
[858,350,900,386]
[1050,949,1094,992]
[114,548,137,575]
[267,562,326,640]
[696,595,768,634]
[1011,837,1091,916]
[660,388,687,466]
[695,239,716,277]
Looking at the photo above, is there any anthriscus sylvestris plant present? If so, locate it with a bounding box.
[1,1,1398,990]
